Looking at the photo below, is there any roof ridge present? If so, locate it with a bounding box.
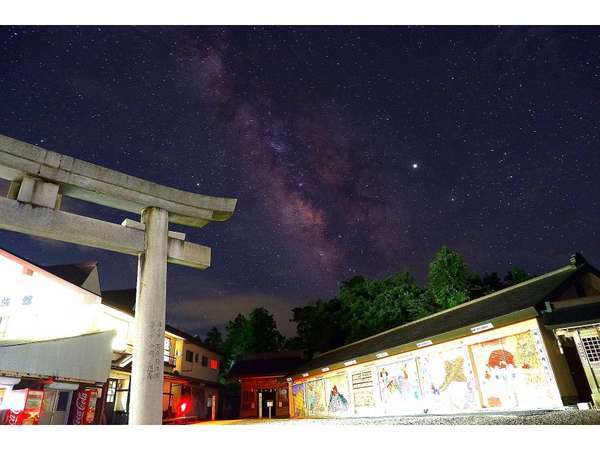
[43,261,98,268]
[312,264,576,361]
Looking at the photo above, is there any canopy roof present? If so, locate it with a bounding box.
[0,331,114,384]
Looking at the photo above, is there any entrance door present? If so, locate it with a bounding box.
[563,337,592,403]
[39,390,72,425]
[260,390,276,419]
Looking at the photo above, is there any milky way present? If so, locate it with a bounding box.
[0,26,599,336]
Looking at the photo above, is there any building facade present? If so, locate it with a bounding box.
[237,255,600,419]
[230,351,305,419]
[0,247,222,425]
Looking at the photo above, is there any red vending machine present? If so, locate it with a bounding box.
[2,389,44,425]
[68,388,100,425]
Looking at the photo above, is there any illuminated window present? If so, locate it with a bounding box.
[209,359,218,370]
[164,338,172,363]
[106,379,118,403]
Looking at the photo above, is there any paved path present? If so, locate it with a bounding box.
[196,409,600,425]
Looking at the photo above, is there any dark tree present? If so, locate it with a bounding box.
[291,298,346,357]
[204,326,224,353]
[504,267,532,286]
[428,246,471,309]
[338,272,429,343]
[222,313,251,372]
[481,272,505,293]
[247,307,284,353]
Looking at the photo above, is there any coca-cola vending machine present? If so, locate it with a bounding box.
[2,389,44,425]
[68,388,100,425]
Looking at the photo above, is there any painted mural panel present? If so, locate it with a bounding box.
[417,346,479,412]
[324,373,351,416]
[351,369,376,413]
[304,379,327,417]
[377,357,422,414]
[470,330,559,409]
[292,383,306,417]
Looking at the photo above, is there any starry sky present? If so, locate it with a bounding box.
[0,26,599,337]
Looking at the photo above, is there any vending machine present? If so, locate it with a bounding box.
[2,389,44,425]
[68,388,100,425]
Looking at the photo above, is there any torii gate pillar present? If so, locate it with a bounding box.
[130,207,169,425]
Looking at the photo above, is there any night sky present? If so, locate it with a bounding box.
[1,26,599,337]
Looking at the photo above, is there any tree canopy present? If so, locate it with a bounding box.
[208,245,534,370]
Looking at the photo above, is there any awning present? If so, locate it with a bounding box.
[0,330,115,384]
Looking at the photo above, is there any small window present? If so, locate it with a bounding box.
[582,336,600,363]
[209,359,218,370]
[56,391,71,412]
[202,356,208,367]
[194,353,199,363]
[185,350,194,362]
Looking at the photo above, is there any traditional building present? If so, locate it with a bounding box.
[230,351,306,418]
[0,247,222,425]
[237,254,600,419]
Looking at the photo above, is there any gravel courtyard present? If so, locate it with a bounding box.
[198,409,600,425]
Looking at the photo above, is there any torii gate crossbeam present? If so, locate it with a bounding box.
[0,134,237,424]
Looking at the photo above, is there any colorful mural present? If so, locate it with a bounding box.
[291,322,561,418]
[377,357,422,414]
[351,369,376,412]
[417,346,479,412]
[305,379,327,416]
[469,330,559,409]
[324,373,351,416]
[292,383,306,417]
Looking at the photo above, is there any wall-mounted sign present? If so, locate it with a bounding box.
[470,323,493,334]
[375,352,388,359]
[416,340,433,348]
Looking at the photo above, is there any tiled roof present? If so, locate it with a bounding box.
[230,351,307,378]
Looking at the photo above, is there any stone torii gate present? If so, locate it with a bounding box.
[0,134,237,424]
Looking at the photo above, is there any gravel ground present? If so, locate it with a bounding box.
[202,409,600,426]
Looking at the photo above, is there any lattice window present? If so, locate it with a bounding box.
[582,336,600,363]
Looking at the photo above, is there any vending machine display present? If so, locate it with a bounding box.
[2,389,44,425]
